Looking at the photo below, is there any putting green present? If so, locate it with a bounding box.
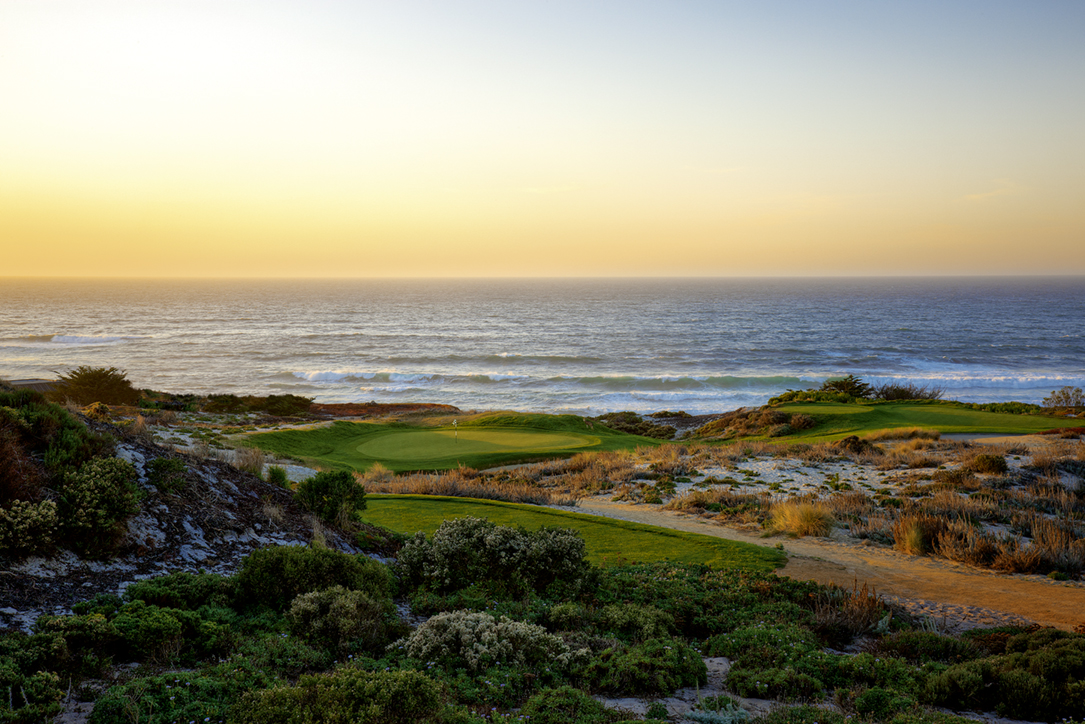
[357,428,594,461]
[245,412,660,472]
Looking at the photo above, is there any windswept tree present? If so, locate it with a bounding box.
[50,366,140,406]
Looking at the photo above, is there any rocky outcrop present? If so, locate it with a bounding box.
[0,432,358,632]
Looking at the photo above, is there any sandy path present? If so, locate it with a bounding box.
[575,497,1085,632]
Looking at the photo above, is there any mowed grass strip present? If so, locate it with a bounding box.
[775,402,1062,443]
[246,412,660,472]
[361,494,785,572]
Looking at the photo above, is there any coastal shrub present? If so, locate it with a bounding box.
[295,469,366,526]
[0,389,113,482]
[519,686,632,724]
[110,599,191,662]
[581,637,706,696]
[398,610,578,673]
[89,656,274,724]
[49,365,140,406]
[124,571,235,610]
[870,631,982,664]
[820,375,873,398]
[853,687,918,719]
[751,706,846,724]
[873,382,946,401]
[395,517,590,596]
[599,603,674,642]
[0,668,63,723]
[203,393,313,416]
[145,456,188,492]
[922,632,1085,720]
[287,585,401,654]
[1043,386,1085,408]
[229,668,445,724]
[234,545,392,612]
[58,457,140,557]
[593,411,676,439]
[768,389,856,405]
[0,499,58,557]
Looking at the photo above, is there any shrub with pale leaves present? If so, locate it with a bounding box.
[396,610,584,673]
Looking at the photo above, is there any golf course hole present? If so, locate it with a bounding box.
[356,428,596,461]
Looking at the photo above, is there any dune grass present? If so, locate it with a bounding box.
[360,494,786,572]
[245,412,661,472]
[772,401,1061,443]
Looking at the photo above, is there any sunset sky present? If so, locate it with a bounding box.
[2,1,1083,277]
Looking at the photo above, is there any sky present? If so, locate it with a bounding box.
[1,0,1084,277]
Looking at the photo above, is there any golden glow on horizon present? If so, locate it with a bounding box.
[2,2,1083,277]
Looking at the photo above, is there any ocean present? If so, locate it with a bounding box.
[1,277,1082,415]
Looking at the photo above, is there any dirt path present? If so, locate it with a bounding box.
[575,497,1085,632]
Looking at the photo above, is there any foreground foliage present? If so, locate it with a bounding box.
[4,518,1085,723]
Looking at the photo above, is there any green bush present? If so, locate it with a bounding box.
[519,686,632,724]
[853,686,917,719]
[89,657,274,724]
[146,457,188,492]
[750,706,846,724]
[50,366,140,406]
[295,470,367,526]
[872,631,982,664]
[229,668,446,724]
[58,457,140,557]
[396,517,590,596]
[124,571,235,610]
[581,637,706,696]
[0,667,63,723]
[1043,386,1085,408]
[922,631,1085,720]
[819,375,873,398]
[0,389,112,491]
[234,545,392,612]
[0,499,58,557]
[598,603,674,642]
[287,585,401,654]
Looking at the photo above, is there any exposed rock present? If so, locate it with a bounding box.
[0,430,360,632]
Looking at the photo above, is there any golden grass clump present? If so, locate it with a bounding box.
[822,491,875,520]
[770,500,834,537]
[892,513,948,556]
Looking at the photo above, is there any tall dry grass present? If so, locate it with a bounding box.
[664,488,766,514]
[770,499,834,537]
[232,446,266,478]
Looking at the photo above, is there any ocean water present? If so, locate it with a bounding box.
[1,277,1082,415]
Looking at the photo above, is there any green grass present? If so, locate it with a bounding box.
[361,494,785,572]
[774,401,1062,442]
[245,412,660,472]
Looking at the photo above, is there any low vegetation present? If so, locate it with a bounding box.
[4,525,1084,723]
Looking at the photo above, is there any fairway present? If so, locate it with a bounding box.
[357,428,594,461]
[775,401,1062,442]
[361,494,785,572]
[245,412,661,472]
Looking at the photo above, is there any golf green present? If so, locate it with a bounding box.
[357,428,595,461]
[245,413,659,472]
